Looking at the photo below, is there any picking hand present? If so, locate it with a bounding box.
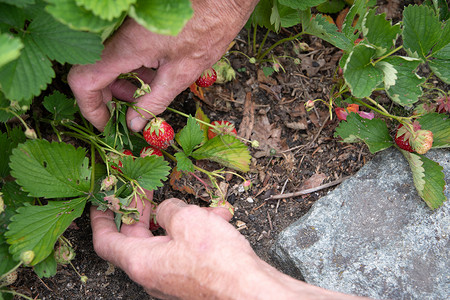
[68,0,259,132]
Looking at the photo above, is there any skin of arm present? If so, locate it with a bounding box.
[91,196,370,300]
[68,0,260,132]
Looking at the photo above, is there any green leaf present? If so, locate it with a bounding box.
[0,235,17,277]
[0,35,54,104]
[430,20,450,56]
[43,91,78,121]
[174,152,194,173]
[176,115,204,156]
[334,113,393,153]
[0,0,34,7]
[418,112,450,148]
[0,93,15,123]
[400,150,446,209]
[362,9,401,55]
[428,41,450,84]
[192,135,251,172]
[0,33,23,69]
[128,0,193,36]
[316,0,346,14]
[33,251,57,278]
[28,11,103,64]
[341,0,367,39]
[10,140,91,198]
[120,156,170,191]
[5,197,86,265]
[0,128,25,178]
[0,290,13,300]
[279,0,326,10]
[75,0,135,21]
[249,0,275,30]
[383,56,425,107]
[301,11,353,51]
[45,0,119,33]
[402,5,441,59]
[343,44,383,98]
[279,5,299,28]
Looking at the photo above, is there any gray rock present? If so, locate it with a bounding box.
[272,149,449,300]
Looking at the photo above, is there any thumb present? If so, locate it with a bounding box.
[127,63,199,132]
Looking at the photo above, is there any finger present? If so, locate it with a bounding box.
[154,198,189,231]
[204,206,233,222]
[120,189,154,238]
[68,65,117,131]
[110,67,158,102]
[127,63,198,132]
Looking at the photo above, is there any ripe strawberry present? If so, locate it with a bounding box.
[143,118,174,150]
[195,67,217,87]
[149,218,161,231]
[140,146,163,158]
[208,120,237,139]
[394,124,413,152]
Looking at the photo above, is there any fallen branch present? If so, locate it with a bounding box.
[263,176,350,201]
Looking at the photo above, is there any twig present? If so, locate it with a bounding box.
[263,176,350,201]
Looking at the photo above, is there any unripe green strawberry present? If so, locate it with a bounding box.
[208,120,237,139]
[140,146,163,158]
[54,244,76,265]
[20,250,35,265]
[1,270,18,286]
[143,118,174,150]
[195,67,217,87]
[411,129,433,154]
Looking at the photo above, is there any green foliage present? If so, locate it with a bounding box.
[43,91,79,121]
[5,197,86,265]
[192,135,251,172]
[334,113,392,153]
[34,252,57,278]
[10,140,91,198]
[0,34,22,69]
[401,150,446,209]
[120,156,170,191]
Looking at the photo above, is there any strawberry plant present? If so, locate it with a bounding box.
[0,89,252,298]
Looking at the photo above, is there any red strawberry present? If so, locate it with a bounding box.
[140,146,163,158]
[394,124,413,152]
[149,218,161,231]
[208,120,237,139]
[195,67,217,87]
[143,118,174,150]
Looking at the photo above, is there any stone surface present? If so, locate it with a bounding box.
[271,149,449,300]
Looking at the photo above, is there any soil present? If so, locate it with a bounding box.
[8,3,425,299]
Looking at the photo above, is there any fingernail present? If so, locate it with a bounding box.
[130,117,148,132]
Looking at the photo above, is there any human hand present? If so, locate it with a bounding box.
[68,0,259,132]
[91,195,369,299]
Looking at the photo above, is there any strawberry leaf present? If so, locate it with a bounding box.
[43,91,78,121]
[341,0,367,39]
[382,56,425,107]
[120,156,170,190]
[128,0,193,36]
[45,0,119,34]
[362,9,401,55]
[300,11,353,51]
[278,0,326,10]
[174,152,194,173]
[334,113,393,153]
[9,140,91,198]
[0,181,33,275]
[402,5,441,60]
[400,150,446,209]
[75,0,135,21]
[0,33,23,68]
[418,112,450,148]
[33,251,57,278]
[192,135,251,172]
[428,43,450,84]
[343,44,384,98]
[176,115,204,156]
[5,197,86,265]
